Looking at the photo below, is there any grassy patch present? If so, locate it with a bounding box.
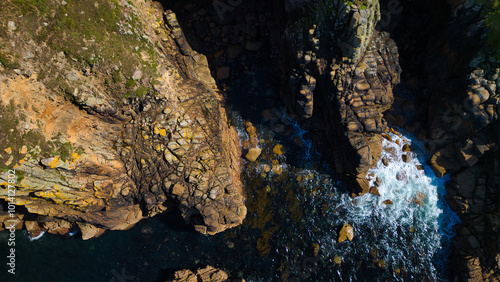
[0,52,20,69]
[476,0,500,58]
[125,78,137,89]
[3,0,159,100]
[0,101,56,166]
[134,86,149,97]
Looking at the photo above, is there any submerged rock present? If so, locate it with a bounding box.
[414,192,426,206]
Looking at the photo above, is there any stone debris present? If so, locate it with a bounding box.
[338,223,354,243]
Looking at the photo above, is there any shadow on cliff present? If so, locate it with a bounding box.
[156,0,319,170]
[377,0,487,279]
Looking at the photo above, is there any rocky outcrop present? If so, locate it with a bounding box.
[281,0,401,195]
[383,0,500,279]
[331,31,401,194]
[167,266,245,282]
[0,0,245,238]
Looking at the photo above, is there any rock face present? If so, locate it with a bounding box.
[280,0,401,195]
[279,0,498,278]
[0,0,245,238]
[167,266,245,282]
[385,0,500,279]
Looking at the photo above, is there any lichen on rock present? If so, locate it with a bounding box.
[0,0,246,239]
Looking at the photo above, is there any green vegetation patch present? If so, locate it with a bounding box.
[3,0,159,100]
[0,100,87,168]
[0,100,55,166]
[476,0,500,58]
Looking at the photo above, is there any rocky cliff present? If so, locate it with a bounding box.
[278,0,500,279]
[280,0,401,195]
[419,1,500,280]
[0,0,245,239]
[1,0,499,280]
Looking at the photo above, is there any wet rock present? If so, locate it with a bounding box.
[375,259,386,268]
[272,123,286,133]
[338,223,354,243]
[369,186,381,196]
[262,164,271,173]
[141,226,153,234]
[414,192,425,206]
[227,45,242,59]
[382,133,392,142]
[245,148,262,162]
[312,242,320,256]
[474,87,490,103]
[334,256,342,265]
[272,164,283,175]
[402,154,411,163]
[430,145,462,177]
[396,170,407,182]
[41,219,71,235]
[383,199,393,205]
[273,144,284,155]
[402,143,410,152]
[77,222,106,240]
[25,220,42,239]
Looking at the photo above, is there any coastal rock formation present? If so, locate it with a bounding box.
[281,0,401,195]
[167,266,245,282]
[0,0,245,238]
[384,0,500,279]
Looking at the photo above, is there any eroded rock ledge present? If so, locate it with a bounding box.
[167,266,245,282]
[0,0,245,239]
[279,0,401,195]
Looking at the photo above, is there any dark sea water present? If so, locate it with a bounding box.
[0,70,460,282]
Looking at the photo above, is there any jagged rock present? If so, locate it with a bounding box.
[383,199,393,205]
[77,222,105,240]
[245,148,262,162]
[167,265,245,282]
[338,223,354,243]
[430,144,466,177]
[25,220,42,238]
[0,3,245,238]
[402,154,410,163]
[402,143,410,152]
[369,186,381,196]
[279,0,400,196]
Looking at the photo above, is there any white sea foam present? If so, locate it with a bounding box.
[309,130,460,280]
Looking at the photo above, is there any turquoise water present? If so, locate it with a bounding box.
[0,71,460,281]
